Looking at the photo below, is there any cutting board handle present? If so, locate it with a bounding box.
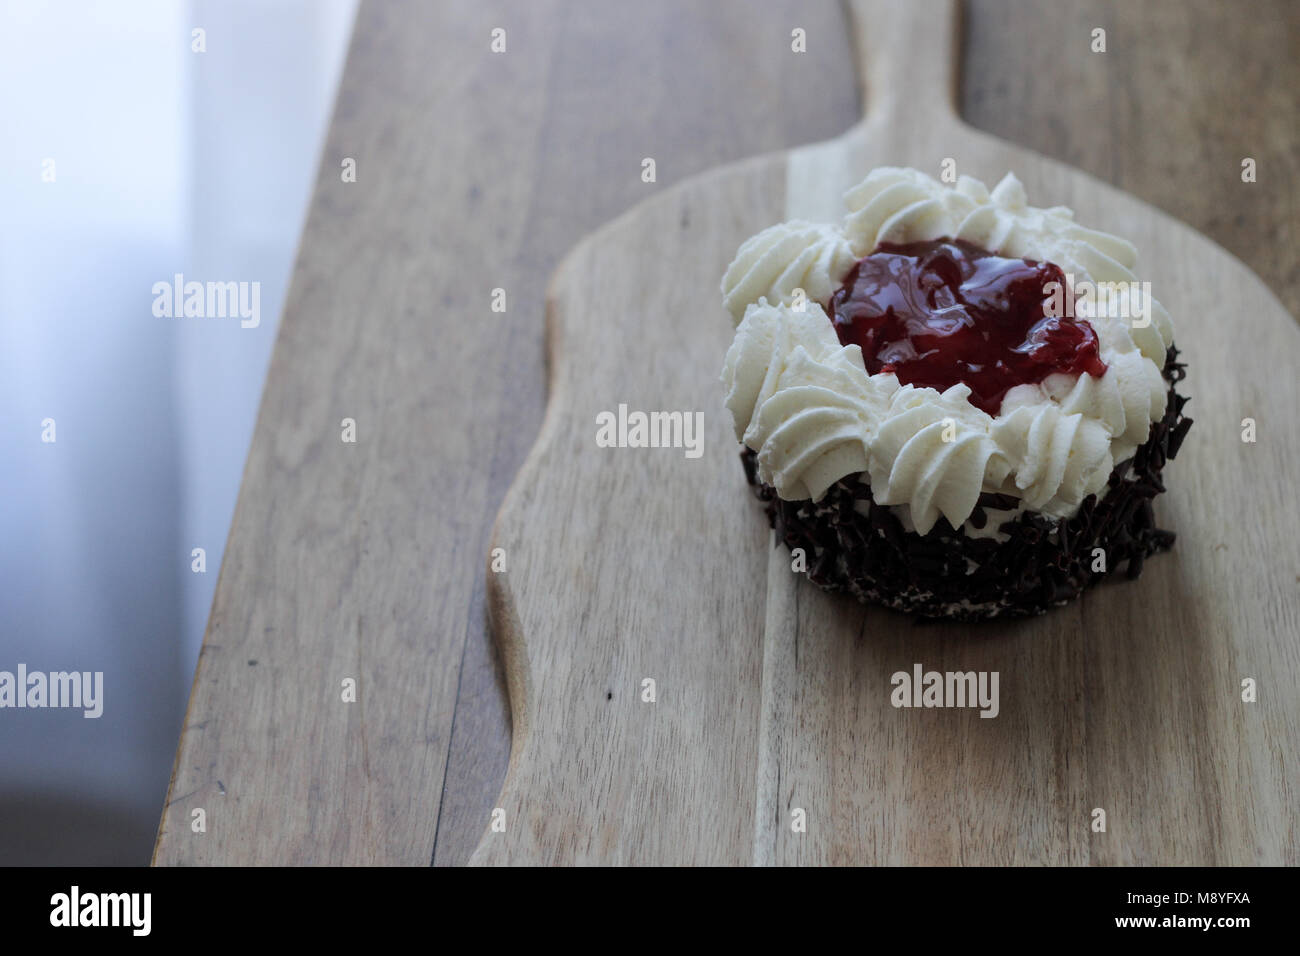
[847,0,961,124]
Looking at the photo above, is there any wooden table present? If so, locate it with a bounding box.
[153,0,1300,866]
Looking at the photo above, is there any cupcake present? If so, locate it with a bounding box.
[720,168,1191,620]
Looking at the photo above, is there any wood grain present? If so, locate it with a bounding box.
[154,0,1300,865]
[963,0,1300,320]
[473,0,1300,864]
[152,0,861,866]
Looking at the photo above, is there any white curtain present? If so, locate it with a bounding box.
[0,0,357,864]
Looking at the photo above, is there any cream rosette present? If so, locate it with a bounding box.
[720,168,1174,534]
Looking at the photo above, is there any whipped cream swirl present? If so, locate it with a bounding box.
[720,168,1176,533]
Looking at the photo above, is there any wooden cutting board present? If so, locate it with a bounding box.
[470,0,1300,865]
